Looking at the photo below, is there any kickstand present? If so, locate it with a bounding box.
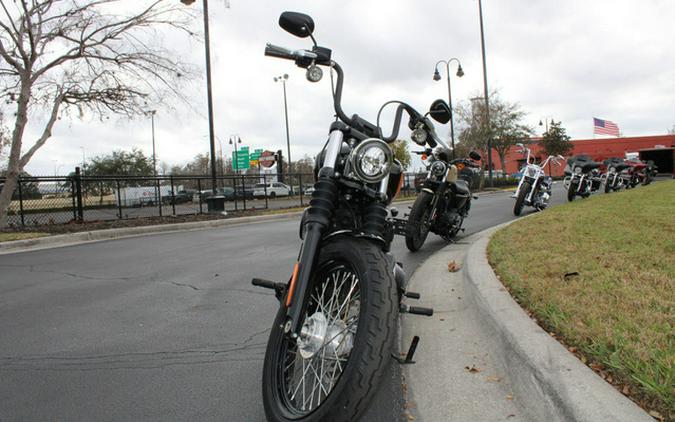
[393,336,420,365]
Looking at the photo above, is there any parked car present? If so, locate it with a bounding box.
[234,185,255,199]
[303,185,315,196]
[166,189,196,204]
[253,182,291,198]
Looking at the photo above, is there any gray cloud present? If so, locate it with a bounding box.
[10,0,675,175]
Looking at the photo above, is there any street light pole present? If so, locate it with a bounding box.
[181,0,218,194]
[79,146,85,175]
[539,116,554,133]
[433,58,464,159]
[478,0,493,187]
[149,110,157,178]
[274,74,292,181]
[229,135,241,175]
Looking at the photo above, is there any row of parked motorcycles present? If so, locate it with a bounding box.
[248,12,656,422]
[565,155,658,201]
[509,145,659,216]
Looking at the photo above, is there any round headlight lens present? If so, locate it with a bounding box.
[430,160,447,177]
[411,128,427,146]
[350,138,393,183]
[574,167,582,174]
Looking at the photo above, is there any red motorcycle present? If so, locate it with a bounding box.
[626,160,658,187]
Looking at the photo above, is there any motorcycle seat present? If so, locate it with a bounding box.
[580,162,601,172]
[613,163,631,171]
[453,180,471,196]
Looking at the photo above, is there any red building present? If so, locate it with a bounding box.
[491,134,675,177]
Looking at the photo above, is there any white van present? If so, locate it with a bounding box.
[253,182,291,198]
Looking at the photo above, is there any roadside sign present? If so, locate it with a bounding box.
[249,149,262,167]
[233,146,250,170]
[259,150,276,168]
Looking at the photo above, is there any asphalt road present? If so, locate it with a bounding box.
[0,185,567,421]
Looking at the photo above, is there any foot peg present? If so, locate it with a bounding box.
[403,291,421,299]
[393,336,420,364]
[400,304,433,316]
[251,278,286,300]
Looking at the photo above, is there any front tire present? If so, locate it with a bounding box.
[405,191,433,252]
[567,180,577,202]
[604,175,612,193]
[262,237,397,422]
[513,181,531,216]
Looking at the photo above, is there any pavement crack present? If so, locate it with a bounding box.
[169,281,202,291]
[0,328,272,372]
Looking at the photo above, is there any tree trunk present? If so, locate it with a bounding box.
[0,79,31,228]
[499,153,507,180]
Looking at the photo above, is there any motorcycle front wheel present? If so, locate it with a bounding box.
[405,191,433,252]
[262,237,397,422]
[513,181,531,216]
[567,180,577,202]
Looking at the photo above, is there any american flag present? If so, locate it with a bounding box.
[593,117,620,136]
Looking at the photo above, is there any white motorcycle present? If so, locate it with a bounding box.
[512,144,564,216]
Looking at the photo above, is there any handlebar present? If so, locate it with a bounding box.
[265,42,423,145]
[264,43,317,61]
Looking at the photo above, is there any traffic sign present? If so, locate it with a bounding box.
[233,146,250,170]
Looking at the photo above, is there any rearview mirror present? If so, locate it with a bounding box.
[279,12,315,38]
[429,99,452,124]
[469,150,482,161]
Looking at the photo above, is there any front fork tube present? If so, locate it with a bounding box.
[284,129,343,338]
[284,222,324,338]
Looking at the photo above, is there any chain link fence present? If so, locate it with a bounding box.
[1,170,427,228]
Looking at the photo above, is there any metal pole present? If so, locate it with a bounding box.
[282,79,292,183]
[478,0,493,187]
[202,0,218,194]
[151,112,157,177]
[445,62,456,160]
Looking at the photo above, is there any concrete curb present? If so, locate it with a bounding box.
[463,223,653,422]
[0,211,303,255]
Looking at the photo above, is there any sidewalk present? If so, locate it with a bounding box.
[401,234,529,421]
[403,224,653,422]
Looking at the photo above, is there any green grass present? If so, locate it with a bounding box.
[488,181,675,419]
[0,232,49,242]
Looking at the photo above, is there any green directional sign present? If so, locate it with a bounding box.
[233,146,250,170]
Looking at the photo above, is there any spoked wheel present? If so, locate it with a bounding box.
[405,191,433,252]
[262,237,397,422]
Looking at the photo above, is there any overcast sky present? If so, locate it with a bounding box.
[13,0,675,175]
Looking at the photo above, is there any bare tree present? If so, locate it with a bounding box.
[0,0,197,227]
[0,111,9,166]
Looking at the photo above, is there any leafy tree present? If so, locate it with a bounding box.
[455,92,533,180]
[72,148,154,204]
[539,121,573,158]
[0,1,196,227]
[86,148,154,177]
[391,139,412,170]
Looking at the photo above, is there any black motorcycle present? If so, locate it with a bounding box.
[252,12,434,422]
[603,157,632,193]
[398,118,481,251]
[565,155,603,201]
